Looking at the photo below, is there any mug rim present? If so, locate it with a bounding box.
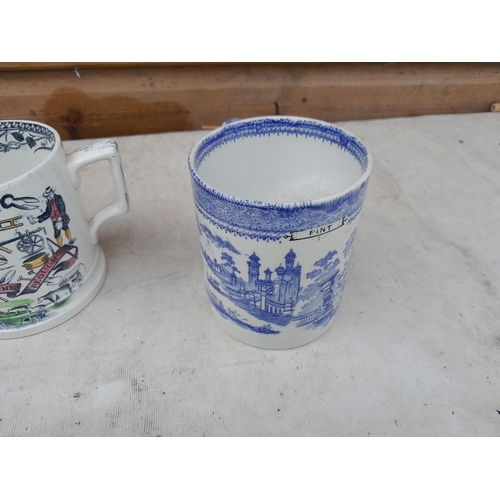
[188,115,373,209]
[0,119,62,188]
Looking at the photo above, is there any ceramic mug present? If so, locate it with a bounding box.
[189,116,373,349]
[0,120,129,339]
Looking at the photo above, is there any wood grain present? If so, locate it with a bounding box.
[0,63,499,140]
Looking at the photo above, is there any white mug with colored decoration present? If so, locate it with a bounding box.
[189,116,373,349]
[0,120,129,339]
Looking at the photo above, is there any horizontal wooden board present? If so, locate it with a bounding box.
[0,63,499,140]
[0,62,200,71]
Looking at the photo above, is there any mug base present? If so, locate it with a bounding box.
[208,302,333,350]
[0,246,107,340]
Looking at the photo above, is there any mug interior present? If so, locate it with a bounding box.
[191,117,370,203]
[0,121,57,184]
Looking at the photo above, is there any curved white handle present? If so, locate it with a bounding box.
[66,139,129,244]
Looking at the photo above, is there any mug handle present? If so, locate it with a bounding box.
[66,139,129,244]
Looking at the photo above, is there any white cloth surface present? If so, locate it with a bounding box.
[1,113,499,436]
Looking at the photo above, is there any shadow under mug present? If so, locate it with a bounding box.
[0,120,129,339]
[189,116,373,349]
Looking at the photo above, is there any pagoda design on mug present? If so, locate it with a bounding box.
[246,249,301,316]
[199,221,357,335]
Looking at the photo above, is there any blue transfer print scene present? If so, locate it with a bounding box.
[199,222,354,335]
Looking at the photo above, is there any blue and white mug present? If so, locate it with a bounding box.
[189,116,372,349]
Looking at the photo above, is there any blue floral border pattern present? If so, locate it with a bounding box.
[0,122,56,154]
[192,178,369,241]
[189,117,370,241]
[193,117,369,169]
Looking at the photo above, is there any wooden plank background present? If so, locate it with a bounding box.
[0,63,499,140]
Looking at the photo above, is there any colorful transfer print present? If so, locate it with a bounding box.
[0,185,84,329]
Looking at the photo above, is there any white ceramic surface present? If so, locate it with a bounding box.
[0,120,129,339]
